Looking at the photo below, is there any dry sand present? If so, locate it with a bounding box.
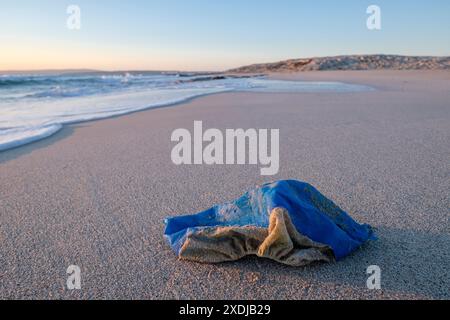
[0,71,449,300]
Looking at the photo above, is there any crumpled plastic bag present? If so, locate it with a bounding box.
[164,180,376,266]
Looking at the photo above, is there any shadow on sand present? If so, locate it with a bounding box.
[207,225,449,299]
[0,126,76,164]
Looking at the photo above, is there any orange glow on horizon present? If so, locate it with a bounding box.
[0,40,259,72]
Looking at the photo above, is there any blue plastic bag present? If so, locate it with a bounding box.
[164,180,376,262]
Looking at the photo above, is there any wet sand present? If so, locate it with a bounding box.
[0,71,449,299]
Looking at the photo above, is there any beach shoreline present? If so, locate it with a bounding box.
[0,70,449,299]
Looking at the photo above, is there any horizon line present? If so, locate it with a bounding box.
[2,53,450,74]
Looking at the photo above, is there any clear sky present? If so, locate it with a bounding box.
[1,0,449,71]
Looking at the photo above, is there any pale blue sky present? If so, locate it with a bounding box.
[1,0,449,71]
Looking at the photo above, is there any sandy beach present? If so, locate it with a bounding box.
[0,70,449,300]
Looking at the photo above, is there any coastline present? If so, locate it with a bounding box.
[0,70,449,299]
[0,73,372,153]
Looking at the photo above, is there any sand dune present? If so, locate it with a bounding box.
[229,55,450,73]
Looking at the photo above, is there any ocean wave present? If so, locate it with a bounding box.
[0,73,137,88]
[0,124,63,152]
[0,78,50,87]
